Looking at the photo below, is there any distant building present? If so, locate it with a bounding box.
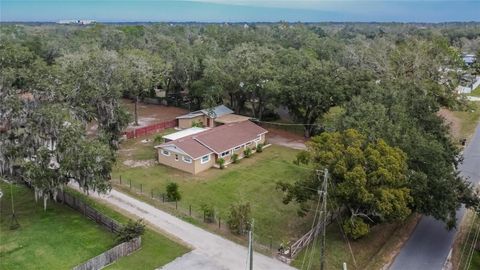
[57,20,96,25]
[176,105,250,129]
[462,53,476,66]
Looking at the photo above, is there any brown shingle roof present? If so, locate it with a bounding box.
[195,121,267,153]
[156,121,267,159]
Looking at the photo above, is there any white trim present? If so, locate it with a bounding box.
[182,156,192,163]
[201,154,210,164]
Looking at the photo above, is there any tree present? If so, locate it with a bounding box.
[278,129,412,238]
[119,49,154,126]
[166,182,181,201]
[227,202,252,235]
[276,48,347,137]
[1,46,128,208]
[338,81,470,228]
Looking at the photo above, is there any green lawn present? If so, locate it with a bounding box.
[0,180,189,270]
[292,214,420,270]
[469,85,480,97]
[113,137,312,247]
[68,188,190,270]
[0,181,116,270]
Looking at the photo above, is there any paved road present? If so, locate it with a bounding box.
[77,187,295,270]
[390,123,480,270]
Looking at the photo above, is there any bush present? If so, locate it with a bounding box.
[243,148,252,158]
[166,182,181,202]
[216,158,225,169]
[232,153,239,164]
[294,150,310,165]
[227,202,251,235]
[201,203,215,223]
[153,134,164,144]
[191,120,204,128]
[342,217,370,240]
[116,219,145,243]
[256,143,263,153]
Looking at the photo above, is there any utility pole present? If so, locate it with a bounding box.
[320,169,328,270]
[248,219,255,270]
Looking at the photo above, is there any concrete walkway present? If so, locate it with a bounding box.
[79,187,296,270]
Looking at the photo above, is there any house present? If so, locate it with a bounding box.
[154,121,268,174]
[176,105,250,129]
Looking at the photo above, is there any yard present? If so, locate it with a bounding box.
[0,181,115,270]
[0,181,188,270]
[113,132,313,247]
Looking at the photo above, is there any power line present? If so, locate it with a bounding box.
[251,119,322,127]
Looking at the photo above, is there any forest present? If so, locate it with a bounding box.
[1,22,480,237]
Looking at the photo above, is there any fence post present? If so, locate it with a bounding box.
[218,217,221,229]
[270,236,273,251]
[84,202,87,216]
[120,175,122,185]
[151,190,153,199]
[140,184,143,194]
[129,180,132,189]
[162,194,165,203]
[189,205,192,216]
[110,220,114,233]
[203,210,206,222]
[175,200,178,210]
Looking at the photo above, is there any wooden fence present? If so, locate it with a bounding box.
[122,119,177,139]
[56,191,122,234]
[72,237,142,270]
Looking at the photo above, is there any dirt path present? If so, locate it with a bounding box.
[72,185,296,270]
[438,108,462,139]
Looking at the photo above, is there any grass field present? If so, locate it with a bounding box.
[0,180,188,270]
[0,181,116,270]
[291,214,420,270]
[451,101,480,140]
[68,188,190,270]
[113,134,312,246]
[453,210,480,270]
[469,86,480,97]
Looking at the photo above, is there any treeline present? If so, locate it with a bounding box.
[1,23,479,231]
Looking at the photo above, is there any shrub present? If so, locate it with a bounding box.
[201,203,215,223]
[256,143,263,153]
[294,150,310,165]
[243,148,252,158]
[191,120,204,128]
[232,153,239,164]
[116,219,145,243]
[342,217,370,240]
[227,202,252,235]
[153,134,164,144]
[216,158,225,169]
[166,182,181,202]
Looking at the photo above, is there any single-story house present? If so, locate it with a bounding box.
[463,54,476,66]
[176,105,251,129]
[154,120,267,174]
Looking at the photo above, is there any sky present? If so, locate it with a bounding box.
[1,0,479,23]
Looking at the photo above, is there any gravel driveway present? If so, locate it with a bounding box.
[80,187,296,270]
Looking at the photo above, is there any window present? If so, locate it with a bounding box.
[162,150,170,156]
[234,146,241,151]
[254,135,262,142]
[245,142,252,146]
[201,155,210,164]
[221,151,230,157]
[183,156,192,163]
[175,154,179,161]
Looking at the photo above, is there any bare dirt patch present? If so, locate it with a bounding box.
[438,108,462,139]
[121,99,188,131]
[122,159,156,168]
[266,127,307,150]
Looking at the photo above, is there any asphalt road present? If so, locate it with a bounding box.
[390,123,480,270]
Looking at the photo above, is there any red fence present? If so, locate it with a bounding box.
[123,119,177,139]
